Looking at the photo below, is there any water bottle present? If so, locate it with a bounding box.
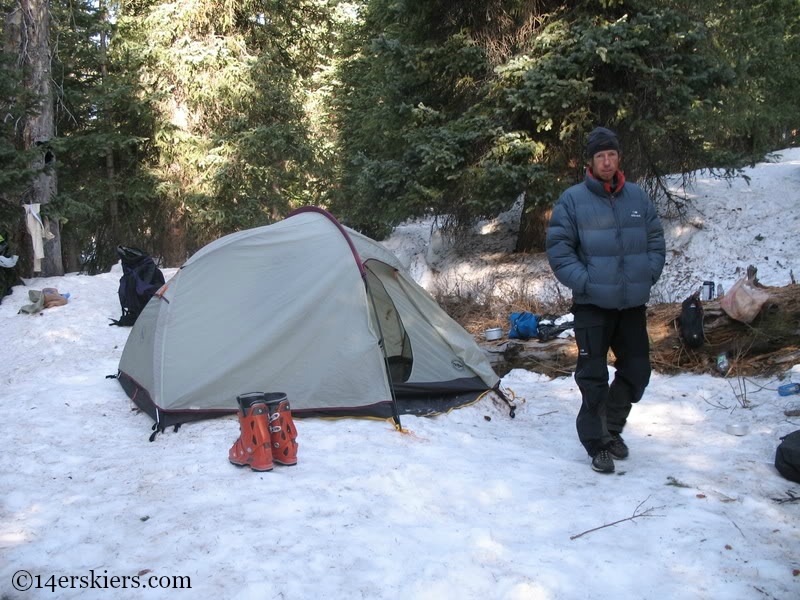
[778,382,800,396]
[716,353,730,374]
[702,281,714,301]
[716,283,724,298]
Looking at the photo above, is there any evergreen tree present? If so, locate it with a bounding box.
[2,0,63,276]
[48,0,164,273]
[330,0,800,249]
[111,0,335,261]
[0,44,38,235]
[4,0,800,272]
[7,0,337,273]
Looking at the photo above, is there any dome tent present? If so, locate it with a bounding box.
[117,207,499,436]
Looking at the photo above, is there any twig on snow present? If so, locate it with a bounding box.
[771,490,800,504]
[730,519,745,538]
[570,498,664,540]
[701,394,729,410]
[753,585,780,599]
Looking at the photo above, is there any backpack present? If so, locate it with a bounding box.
[110,245,165,327]
[678,292,704,349]
[774,429,800,484]
[508,312,538,340]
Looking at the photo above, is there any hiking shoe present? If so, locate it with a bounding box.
[608,433,629,460]
[591,449,615,474]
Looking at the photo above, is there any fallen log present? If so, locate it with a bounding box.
[649,282,800,377]
[474,282,800,378]
[481,337,577,377]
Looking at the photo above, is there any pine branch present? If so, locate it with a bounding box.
[570,498,664,540]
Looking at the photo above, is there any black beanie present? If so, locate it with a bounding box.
[585,127,620,158]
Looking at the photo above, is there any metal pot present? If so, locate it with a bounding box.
[484,327,504,341]
[726,423,749,436]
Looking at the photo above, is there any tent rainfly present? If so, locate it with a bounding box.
[117,207,500,435]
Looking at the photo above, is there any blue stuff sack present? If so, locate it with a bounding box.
[508,312,538,340]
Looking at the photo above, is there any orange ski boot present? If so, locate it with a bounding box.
[228,392,274,471]
[265,393,298,466]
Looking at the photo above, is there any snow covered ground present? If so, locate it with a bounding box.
[1,150,799,599]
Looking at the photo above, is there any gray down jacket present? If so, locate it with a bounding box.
[546,171,666,310]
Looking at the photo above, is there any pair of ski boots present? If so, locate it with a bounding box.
[228,392,298,471]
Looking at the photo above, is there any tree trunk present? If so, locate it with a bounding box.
[515,198,551,253]
[61,232,82,273]
[649,282,800,377]
[14,0,63,276]
[99,1,119,246]
[478,283,800,379]
[160,210,187,267]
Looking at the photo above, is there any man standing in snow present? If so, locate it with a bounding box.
[545,126,666,473]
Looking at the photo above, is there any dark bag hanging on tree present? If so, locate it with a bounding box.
[110,245,165,327]
[678,292,705,349]
[774,430,800,484]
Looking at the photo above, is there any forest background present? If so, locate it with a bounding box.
[2,0,799,284]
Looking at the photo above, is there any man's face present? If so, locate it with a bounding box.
[590,150,620,183]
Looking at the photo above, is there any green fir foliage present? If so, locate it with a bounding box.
[2,0,799,263]
[329,0,799,244]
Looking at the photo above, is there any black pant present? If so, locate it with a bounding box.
[572,304,651,457]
